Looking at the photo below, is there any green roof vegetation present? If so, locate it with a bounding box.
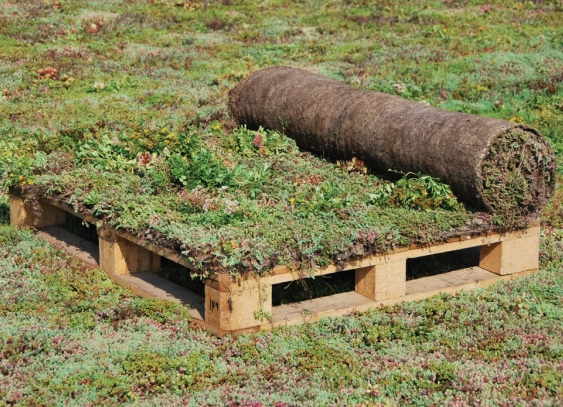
[1,0,563,404]
[2,1,561,276]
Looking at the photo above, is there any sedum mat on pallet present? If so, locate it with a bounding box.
[10,190,540,336]
[10,126,539,281]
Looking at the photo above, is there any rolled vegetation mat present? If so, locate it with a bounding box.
[229,66,557,221]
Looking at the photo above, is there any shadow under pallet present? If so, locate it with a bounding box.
[9,189,540,337]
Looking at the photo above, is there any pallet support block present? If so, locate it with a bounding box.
[205,276,272,333]
[9,194,66,228]
[99,234,161,276]
[479,230,540,275]
[355,261,406,301]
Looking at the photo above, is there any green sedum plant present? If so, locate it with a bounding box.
[369,171,462,211]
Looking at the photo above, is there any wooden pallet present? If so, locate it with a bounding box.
[9,191,540,337]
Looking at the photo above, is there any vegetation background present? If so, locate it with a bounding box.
[1,0,563,405]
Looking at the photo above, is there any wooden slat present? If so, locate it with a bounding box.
[267,267,536,329]
[111,272,205,321]
[272,291,373,325]
[406,267,501,296]
[36,226,99,268]
[35,225,205,322]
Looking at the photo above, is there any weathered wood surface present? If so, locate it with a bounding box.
[37,226,99,268]
[269,267,537,329]
[113,272,205,321]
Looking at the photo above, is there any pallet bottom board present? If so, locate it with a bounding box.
[268,266,534,328]
[112,272,205,321]
[37,226,100,268]
[36,226,205,321]
[272,291,372,323]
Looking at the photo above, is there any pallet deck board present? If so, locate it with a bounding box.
[37,226,100,268]
[35,225,205,320]
[269,267,535,329]
[113,272,205,320]
[272,291,372,323]
[406,266,496,295]
[258,226,540,286]
[10,191,541,337]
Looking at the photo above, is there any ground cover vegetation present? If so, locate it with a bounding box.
[0,0,562,404]
[1,0,563,278]
[1,217,563,405]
